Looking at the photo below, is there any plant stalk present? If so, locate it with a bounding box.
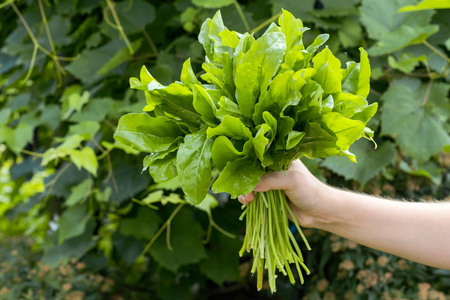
[240,189,310,292]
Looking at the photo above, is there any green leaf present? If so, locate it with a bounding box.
[199,11,226,61]
[150,208,207,272]
[360,0,438,55]
[253,123,271,163]
[312,47,342,95]
[114,0,156,34]
[322,140,396,186]
[253,70,305,125]
[278,9,306,52]
[199,232,241,285]
[69,147,98,177]
[149,152,179,183]
[212,156,264,198]
[192,0,234,8]
[192,193,218,214]
[147,82,203,127]
[338,19,362,48]
[381,78,450,162]
[180,58,201,89]
[206,115,252,140]
[43,229,95,268]
[58,204,91,244]
[68,121,100,139]
[234,30,286,118]
[341,48,371,98]
[360,0,435,40]
[0,108,11,125]
[192,84,219,126]
[114,113,184,152]
[368,25,439,56]
[388,53,427,73]
[120,206,161,240]
[399,0,450,11]
[66,40,125,83]
[321,112,365,151]
[297,121,339,159]
[176,128,213,204]
[211,136,252,171]
[98,39,143,75]
[69,98,114,122]
[215,96,241,120]
[65,179,92,207]
[4,123,33,153]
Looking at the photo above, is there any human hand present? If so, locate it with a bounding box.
[238,159,332,228]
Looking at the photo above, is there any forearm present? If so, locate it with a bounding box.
[313,187,450,269]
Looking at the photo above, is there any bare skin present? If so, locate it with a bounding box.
[238,159,450,270]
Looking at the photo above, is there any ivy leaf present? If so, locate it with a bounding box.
[176,128,213,204]
[3,123,33,153]
[120,206,161,240]
[322,140,396,186]
[381,78,450,162]
[368,25,439,56]
[69,98,114,122]
[114,0,156,34]
[360,0,438,55]
[68,121,100,139]
[66,40,126,83]
[69,147,99,177]
[112,232,144,267]
[150,208,207,272]
[388,53,427,73]
[98,39,143,75]
[58,204,91,244]
[43,226,95,268]
[64,179,92,207]
[198,232,241,285]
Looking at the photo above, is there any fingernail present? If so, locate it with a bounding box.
[238,195,245,202]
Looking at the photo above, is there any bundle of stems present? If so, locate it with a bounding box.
[239,189,311,292]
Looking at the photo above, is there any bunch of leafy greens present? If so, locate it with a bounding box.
[114,9,377,292]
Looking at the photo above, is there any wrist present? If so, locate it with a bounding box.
[308,185,345,231]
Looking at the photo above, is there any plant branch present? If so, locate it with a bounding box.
[105,0,135,54]
[421,79,433,106]
[139,202,185,257]
[233,0,250,33]
[423,40,449,62]
[251,12,281,34]
[142,29,158,55]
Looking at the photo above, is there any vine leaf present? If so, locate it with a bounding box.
[381,78,450,162]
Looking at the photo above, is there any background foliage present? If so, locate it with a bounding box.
[0,0,449,299]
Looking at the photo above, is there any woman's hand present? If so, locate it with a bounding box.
[238,159,332,228]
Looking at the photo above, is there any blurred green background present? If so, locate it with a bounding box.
[0,0,449,299]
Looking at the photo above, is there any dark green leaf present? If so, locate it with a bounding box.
[150,208,206,272]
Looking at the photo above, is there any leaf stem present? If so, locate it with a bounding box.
[423,40,449,62]
[421,79,433,106]
[251,12,281,34]
[105,0,135,54]
[233,0,251,33]
[139,202,185,256]
[142,29,158,55]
